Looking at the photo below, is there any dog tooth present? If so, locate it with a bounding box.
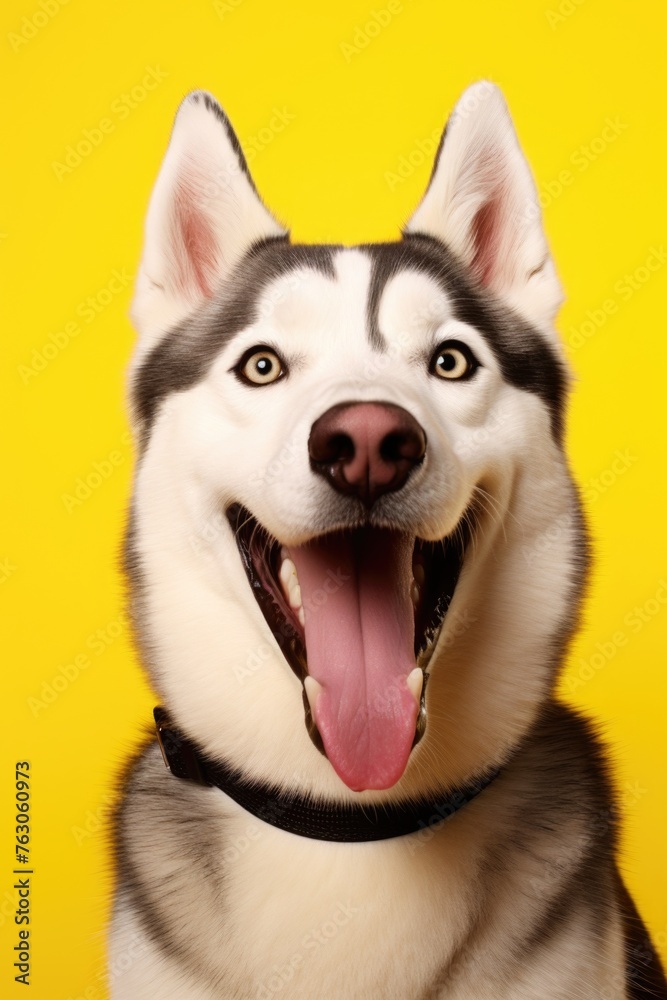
[411,583,421,606]
[298,607,305,626]
[407,667,424,704]
[279,557,297,586]
[288,583,302,610]
[304,676,322,715]
[280,559,300,604]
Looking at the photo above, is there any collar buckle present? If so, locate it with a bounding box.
[154,707,211,786]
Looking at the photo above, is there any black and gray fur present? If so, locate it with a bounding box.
[110,83,666,999]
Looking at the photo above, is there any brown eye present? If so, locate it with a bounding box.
[236,347,285,386]
[430,340,478,381]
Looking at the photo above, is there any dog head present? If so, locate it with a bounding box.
[126,83,586,798]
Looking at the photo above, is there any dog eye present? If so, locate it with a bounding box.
[430,340,478,381]
[236,346,286,386]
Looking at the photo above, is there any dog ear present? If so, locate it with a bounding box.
[131,91,287,341]
[405,82,563,329]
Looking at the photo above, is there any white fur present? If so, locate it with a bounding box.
[110,748,627,999]
[406,82,563,331]
[130,250,576,802]
[131,91,286,365]
[109,83,633,999]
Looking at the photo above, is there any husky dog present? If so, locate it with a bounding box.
[110,82,666,999]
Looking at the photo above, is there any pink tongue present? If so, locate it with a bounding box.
[289,530,419,791]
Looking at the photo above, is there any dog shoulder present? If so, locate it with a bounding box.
[615,865,667,997]
[113,735,220,866]
[510,702,667,997]
[516,699,618,829]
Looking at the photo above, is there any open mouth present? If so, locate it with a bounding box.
[226,504,471,791]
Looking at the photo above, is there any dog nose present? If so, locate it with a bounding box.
[308,402,426,507]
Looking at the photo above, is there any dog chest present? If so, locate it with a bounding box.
[202,791,482,999]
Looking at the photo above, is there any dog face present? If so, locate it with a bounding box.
[127,84,584,797]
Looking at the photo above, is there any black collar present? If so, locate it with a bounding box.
[154,707,500,843]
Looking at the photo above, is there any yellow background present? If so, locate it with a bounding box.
[1,0,666,995]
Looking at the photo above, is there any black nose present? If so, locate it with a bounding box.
[308,401,426,507]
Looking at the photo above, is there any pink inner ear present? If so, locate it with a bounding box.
[469,195,504,288]
[171,174,219,300]
[465,139,517,293]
